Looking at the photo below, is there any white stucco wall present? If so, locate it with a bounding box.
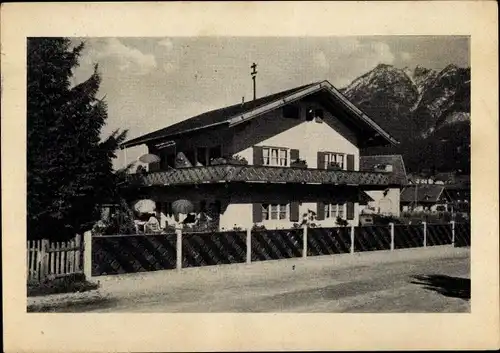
[360,188,401,217]
[219,201,359,230]
[219,203,252,230]
[231,101,360,170]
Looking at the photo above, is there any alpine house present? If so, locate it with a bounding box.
[121,80,400,230]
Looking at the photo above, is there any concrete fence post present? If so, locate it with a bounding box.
[422,221,427,248]
[83,230,92,280]
[389,222,395,251]
[246,226,252,264]
[176,225,183,270]
[450,221,455,246]
[350,225,355,254]
[302,225,308,258]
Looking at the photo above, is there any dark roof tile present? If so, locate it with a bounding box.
[400,184,445,203]
[122,82,318,148]
[360,154,408,185]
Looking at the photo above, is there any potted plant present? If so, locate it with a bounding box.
[335,217,349,227]
[290,158,308,169]
[251,223,267,231]
[210,154,248,166]
[327,162,342,171]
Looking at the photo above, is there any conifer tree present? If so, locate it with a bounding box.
[27,38,128,240]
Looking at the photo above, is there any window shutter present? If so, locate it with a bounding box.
[290,149,300,162]
[253,146,264,166]
[290,201,300,222]
[317,152,325,170]
[346,202,355,220]
[316,202,325,220]
[346,154,355,171]
[252,203,262,223]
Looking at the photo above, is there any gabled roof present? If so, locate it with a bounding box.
[400,184,446,203]
[121,80,399,149]
[360,154,408,185]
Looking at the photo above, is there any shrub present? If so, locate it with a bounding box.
[27,273,99,297]
[335,217,349,227]
[252,223,267,231]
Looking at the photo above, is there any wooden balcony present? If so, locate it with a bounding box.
[126,164,391,188]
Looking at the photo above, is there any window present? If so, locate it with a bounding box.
[195,145,222,166]
[306,107,324,122]
[324,203,346,219]
[324,153,345,169]
[283,105,300,119]
[262,147,288,166]
[306,107,315,121]
[209,146,222,163]
[315,109,324,120]
[184,150,195,166]
[262,203,288,220]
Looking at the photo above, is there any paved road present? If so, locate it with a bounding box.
[33,247,470,313]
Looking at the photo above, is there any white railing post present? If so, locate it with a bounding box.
[83,230,92,280]
[422,221,427,248]
[450,220,455,246]
[389,222,395,251]
[246,226,252,264]
[302,224,308,258]
[176,225,183,270]
[350,225,355,254]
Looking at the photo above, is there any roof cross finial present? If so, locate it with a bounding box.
[251,62,258,100]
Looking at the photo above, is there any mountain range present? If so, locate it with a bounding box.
[341,63,471,175]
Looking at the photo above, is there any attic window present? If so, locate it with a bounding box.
[315,109,324,122]
[306,107,315,121]
[283,105,300,119]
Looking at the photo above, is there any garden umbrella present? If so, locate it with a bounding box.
[172,199,194,215]
[138,153,161,164]
[133,199,156,214]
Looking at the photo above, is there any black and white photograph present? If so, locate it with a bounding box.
[26,35,472,313]
[1,2,498,352]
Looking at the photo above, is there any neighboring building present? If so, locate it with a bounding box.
[359,155,408,217]
[121,80,399,230]
[400,184,450,212]
[443,175,470,214]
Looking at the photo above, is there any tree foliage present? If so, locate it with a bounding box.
[27,38,128,240]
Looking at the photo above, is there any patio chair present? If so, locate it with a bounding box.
[145,216,161,233]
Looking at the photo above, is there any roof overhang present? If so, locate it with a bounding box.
[121,80,399,149]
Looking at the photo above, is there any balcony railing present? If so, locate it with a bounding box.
[126,164,391,187]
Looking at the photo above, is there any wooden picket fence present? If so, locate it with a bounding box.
[27,234,84,283]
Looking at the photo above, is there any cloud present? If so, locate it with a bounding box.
[400,51,412,61]
[158,38,174,50]
[313,51,329,69]
[97,38,157,75]
[163,62,176,73]
[367,41,396,64]
[320,39,396,87]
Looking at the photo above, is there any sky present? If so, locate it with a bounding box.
[70,36,470,169]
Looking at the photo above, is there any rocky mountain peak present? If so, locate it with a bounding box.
[342,63,470,174]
